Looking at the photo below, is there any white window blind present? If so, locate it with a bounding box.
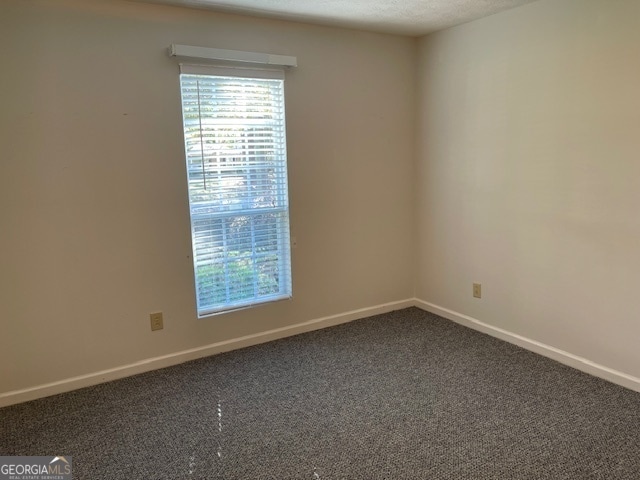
[179,65,292,316]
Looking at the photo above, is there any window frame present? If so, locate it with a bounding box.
[178,64,293,317]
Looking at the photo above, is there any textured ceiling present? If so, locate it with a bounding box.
[136,0,541,36]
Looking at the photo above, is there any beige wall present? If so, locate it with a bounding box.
[4,0,640,401]
[0,0,416,394]
[416,0,640,379]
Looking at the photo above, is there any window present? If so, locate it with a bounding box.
[178,65,292,317]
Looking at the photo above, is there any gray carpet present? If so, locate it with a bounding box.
[2,307,640,479]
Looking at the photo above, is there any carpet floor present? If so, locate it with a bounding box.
[1,307,640,479]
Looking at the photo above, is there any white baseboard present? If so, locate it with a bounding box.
[4,297,639,407]
[0,299,414,408]
[414,298,640,394]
